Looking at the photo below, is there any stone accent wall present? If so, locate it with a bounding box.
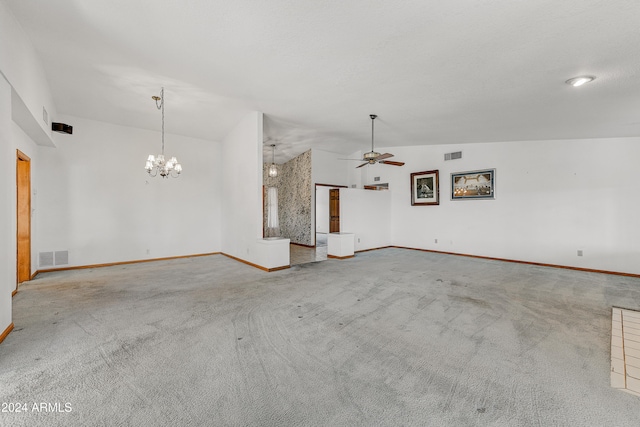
[263,150,312,245]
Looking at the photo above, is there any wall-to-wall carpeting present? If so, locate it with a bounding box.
[2,249,640,426]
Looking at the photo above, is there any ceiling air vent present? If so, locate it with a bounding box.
[444,151,462,161]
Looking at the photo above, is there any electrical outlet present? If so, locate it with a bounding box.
[434,239,438,244]
[146,249,150,255]
[358,238,361,243]
[577,250,583,257]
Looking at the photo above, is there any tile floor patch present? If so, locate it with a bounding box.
[611,307,640,397]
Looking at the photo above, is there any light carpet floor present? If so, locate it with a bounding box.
[2,248,640,426]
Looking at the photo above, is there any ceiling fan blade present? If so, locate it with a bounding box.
[339,158,366,161]
[379,160,405,166]
[356,162,368,168]
[375,153,394,161]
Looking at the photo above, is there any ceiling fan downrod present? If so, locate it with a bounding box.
[370,114,377,153]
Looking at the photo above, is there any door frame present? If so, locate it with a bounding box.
[16,149,31,293]
[314,183,347,246]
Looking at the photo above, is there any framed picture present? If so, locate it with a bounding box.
[411,170,439,206]
[451,169,495,200]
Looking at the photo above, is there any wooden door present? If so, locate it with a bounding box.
[329,189,340,233]
[16,150,31,286]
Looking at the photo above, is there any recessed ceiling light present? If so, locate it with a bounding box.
[565,76,595,87]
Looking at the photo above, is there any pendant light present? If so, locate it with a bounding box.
[268,144,278,177]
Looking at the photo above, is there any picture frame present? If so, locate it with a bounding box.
[411,170,439,206]
[451,169,495,200]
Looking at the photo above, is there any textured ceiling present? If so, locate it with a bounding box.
[5,0,640,163]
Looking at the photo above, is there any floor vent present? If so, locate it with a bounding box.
[444,151,462,161]
[611,307,640,396]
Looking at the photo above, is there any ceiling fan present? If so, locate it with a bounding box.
[351,115,405,169]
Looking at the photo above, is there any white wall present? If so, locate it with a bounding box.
[221,111,265,262]
[340,188,391,252]
[346,149,366,189]
[0,1,56,140]
[37,115,222,267]
[311,148,350,186]
[222,111,288,269]
[311,148,350,241]
[0,75,13,333]
[0,2,59,335]
[375,138,640,275]
[315,186,330,233]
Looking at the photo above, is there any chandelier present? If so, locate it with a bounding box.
[145,87,182,178]
[268,144,278,177]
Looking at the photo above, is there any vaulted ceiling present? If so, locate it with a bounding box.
[6,0,640,162]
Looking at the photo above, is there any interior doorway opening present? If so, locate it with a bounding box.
[289,183,348,266]
[315,184,347,247]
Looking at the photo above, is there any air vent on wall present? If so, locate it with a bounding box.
[39,251,54,267]
[374,176,380,182]
[54,251,69,265]
[445,151,462,161]
[39,250,69,267]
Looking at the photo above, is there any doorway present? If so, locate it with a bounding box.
[314,184,347,247]
[288,184,346,266]
[329,189,340,233]
[16,150,31,291]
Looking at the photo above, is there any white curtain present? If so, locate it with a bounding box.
[267,187,279,230]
